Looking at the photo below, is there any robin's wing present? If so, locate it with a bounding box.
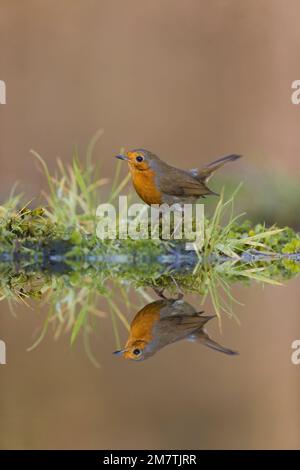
[153,314,214,345]
[159,299,198,318]
[190,154,242,183]
[158,167,215,197]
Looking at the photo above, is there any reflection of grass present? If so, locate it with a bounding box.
[1,135,300,356]
[1,249,299,352]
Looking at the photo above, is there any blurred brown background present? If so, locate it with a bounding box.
[1,0,300,450]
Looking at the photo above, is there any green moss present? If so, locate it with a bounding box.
[282,238,300,254]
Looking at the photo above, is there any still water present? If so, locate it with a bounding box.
[0,245,300,449]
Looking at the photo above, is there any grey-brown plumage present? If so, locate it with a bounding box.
[154,153,242,202]
[152,299,238,357]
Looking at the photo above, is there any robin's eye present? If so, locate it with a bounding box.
[136,156,144,163]
[132,348,141,356]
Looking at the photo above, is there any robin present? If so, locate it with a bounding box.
[113,298,238,361]
[116,149,241,206]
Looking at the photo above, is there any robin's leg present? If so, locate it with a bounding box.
[153,286,168,299]
[170,205,184,240]
[170,275,184,300]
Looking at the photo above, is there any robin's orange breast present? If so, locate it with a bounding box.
[130,167,162,205]
[127,301,161,345]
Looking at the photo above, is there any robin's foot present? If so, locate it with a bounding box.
[153,287,168,299]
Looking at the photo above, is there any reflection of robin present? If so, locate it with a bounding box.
[113,298,238,361]
[116,149,241,206]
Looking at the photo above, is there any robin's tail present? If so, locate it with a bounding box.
[190,328,239,355]
[190,154,242,184]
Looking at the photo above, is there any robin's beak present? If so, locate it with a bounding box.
[116,154,129,161]
[113,349,127,356]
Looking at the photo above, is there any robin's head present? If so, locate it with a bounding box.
[113,339,153,361]
[116,149,159,171]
